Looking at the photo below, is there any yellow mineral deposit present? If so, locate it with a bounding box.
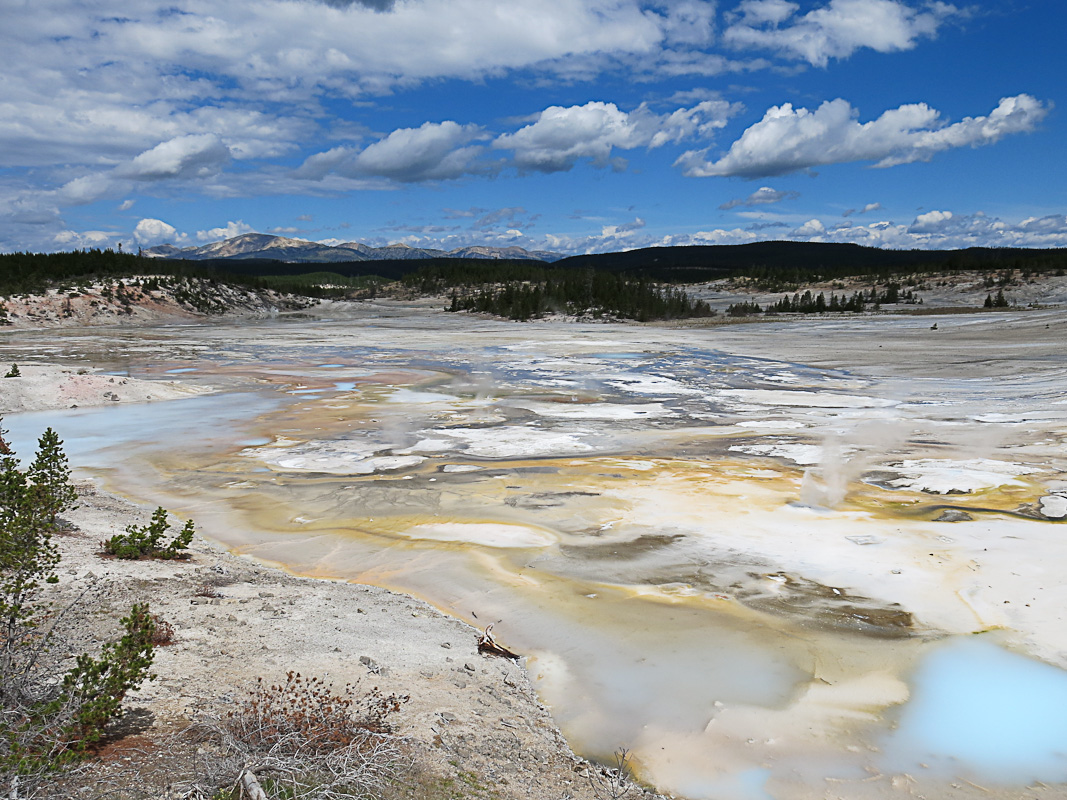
[4,308,1067,799]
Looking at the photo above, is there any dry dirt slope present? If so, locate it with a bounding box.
[33,482,635,800]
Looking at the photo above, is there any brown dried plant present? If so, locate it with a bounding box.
[164,672,411,800]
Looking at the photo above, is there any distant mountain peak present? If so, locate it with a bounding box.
[143,233,563,263]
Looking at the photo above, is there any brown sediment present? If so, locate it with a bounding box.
[7,305,1067,800]
[735,572,915,638]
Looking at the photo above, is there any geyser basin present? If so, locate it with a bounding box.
[4,307,1067,799]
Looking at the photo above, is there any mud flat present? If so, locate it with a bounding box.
[3,302,1067,800]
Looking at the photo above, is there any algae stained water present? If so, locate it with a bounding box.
[4,306,1067,799]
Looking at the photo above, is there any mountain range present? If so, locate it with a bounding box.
[145,234,563,263]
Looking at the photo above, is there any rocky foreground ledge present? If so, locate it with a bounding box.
[38,482,628,800]
[0,363,641,800]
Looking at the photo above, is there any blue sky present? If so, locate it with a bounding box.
[1,0,1062,255]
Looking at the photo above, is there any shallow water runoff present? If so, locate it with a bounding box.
[5,305,1067,799]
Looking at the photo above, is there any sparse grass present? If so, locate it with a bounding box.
[380,769,501,800]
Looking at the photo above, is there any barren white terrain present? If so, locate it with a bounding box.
[3,293,1066,800]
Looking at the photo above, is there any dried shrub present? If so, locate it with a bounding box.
[149,614,174,646]
[170,673,410,800]
[227,672,408,751]
[589,748,637,800]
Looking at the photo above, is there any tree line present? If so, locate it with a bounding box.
[727,284,921,317]
[445,270,713,321]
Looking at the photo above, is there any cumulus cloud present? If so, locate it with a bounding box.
[297,101,741,182]
[908,209,954,233]
[299,122,486,182]
[0,0,682,227]
[495,99,740,173]
[118,135,232,181]
[197,220,253,241]
[677,94,1049,177]
[730,0,798,26]
[720,186,799,209]
[133,218,184,245]
[351,122,486,182]
[561,209,1067,253]
[792,218,827,237]
[724,0,958,66]
[53,229,117,249]
[57,174,118,206]
[766,210,1067,249]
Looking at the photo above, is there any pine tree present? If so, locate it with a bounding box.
[0,429,155,790]
[26,427,78,529]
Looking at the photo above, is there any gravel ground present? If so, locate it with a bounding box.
[29,483,629,800]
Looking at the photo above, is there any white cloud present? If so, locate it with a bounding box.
[908,209,953,233]
[295,101,741,182]
[197,220,253,242]
[57,174,117,206]
[724,0,958,66]
[53,229,117,249]
[730,0,798,26]
[351,122,486,182]
[843,201,882,216]
[601,217,647,237]
[720,186,799,209]
[677,94,1049,177]
[133,218,185,245]
[118,134,232,181]
[656,0,718,46]
[793,218,827,237]
[298,122,486,183]
[495,100,740,172]
[9,0,666,109]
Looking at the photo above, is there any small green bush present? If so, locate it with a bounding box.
[103,506,195,560]
[1,421,157,791]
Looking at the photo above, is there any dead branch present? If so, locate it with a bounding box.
[477,624,520,659]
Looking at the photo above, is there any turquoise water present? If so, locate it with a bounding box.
[884,637,1067,782]
[4,392,279,469]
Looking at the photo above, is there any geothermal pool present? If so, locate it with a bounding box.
[4,304,1067,799]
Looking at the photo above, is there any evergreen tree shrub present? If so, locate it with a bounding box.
[104,506,195,560]
[0,423,156,791]
[26,428,77,528]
